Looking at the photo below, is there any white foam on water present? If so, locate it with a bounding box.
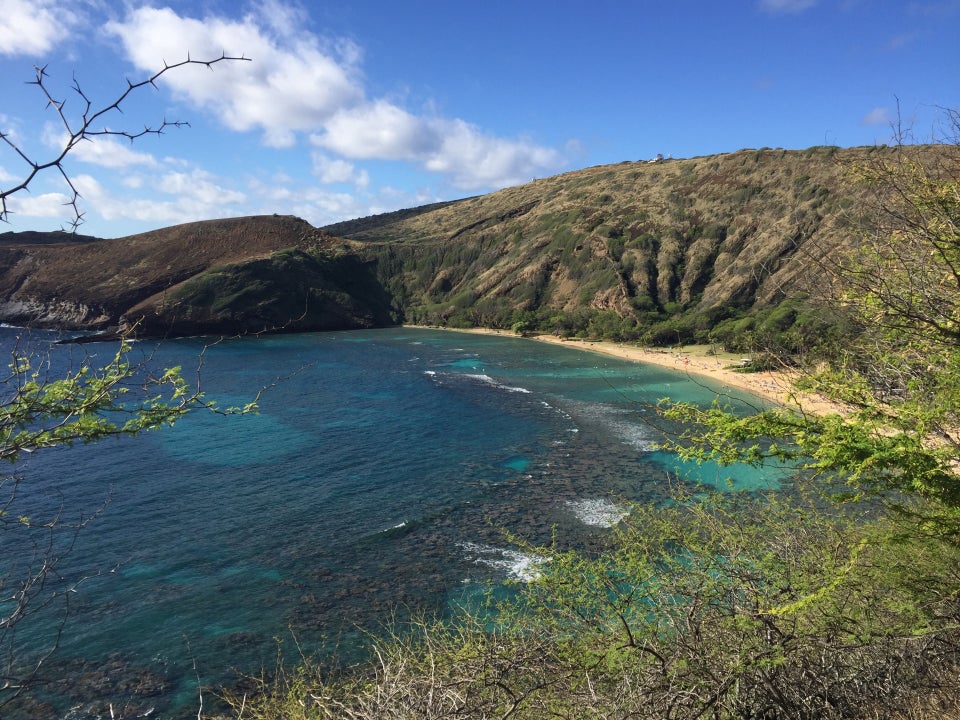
[563,400,655,450]
[608,418,656,451]
[565,498,631,528]
[458,541,549,582]
[465,373,532,394]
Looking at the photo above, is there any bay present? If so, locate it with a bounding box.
[0,326,787,718]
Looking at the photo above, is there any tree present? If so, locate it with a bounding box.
[662,113,960,532]
[0,56,251,710]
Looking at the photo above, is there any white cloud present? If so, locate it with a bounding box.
[315,101,438,160]
[0,113,17,139]
[758,0,818,12]
[253,0,310,39]
[243,176,369,226]
[0,0,80,56]
[860,107,892,126]
[3,149,248,230]
[311,153,369,189]
[107,4,566,191]
[313,102,564,190]
[157,169,247,206]
[70,137,158,169]
[242,171,443,229]
[105,6,363,148]
[292,187,366,221]
[246,174,295,203]
[4,191,72,218]
[70,168,247,226]
[423,119,565,190]
[285,184,438,228]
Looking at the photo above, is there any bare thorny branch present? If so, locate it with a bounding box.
[0,470,117,710]
[0,53,251,232]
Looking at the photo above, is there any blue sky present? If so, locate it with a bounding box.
[1,0,957,238]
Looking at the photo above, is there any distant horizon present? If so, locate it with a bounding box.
[2,0,955,240]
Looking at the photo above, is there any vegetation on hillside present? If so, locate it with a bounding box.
[223,123,960,718]
[141,246,396,336]
[335,145,888,345]
[1,145,939,347]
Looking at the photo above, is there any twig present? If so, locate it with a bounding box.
[1,53,251,231]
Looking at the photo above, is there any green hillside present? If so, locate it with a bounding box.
[331,145,873,344]
[0,144,943,350]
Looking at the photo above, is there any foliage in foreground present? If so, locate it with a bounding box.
[663,118,960,536]
[223,119,960,719]
[0,337,251,710]
[224,488,960,719]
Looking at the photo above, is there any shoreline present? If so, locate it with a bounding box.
[416,326,844,415]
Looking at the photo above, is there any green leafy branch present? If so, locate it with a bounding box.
[1,340,215,464]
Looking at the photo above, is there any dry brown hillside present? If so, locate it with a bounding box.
[0,144,945,339]
[0,215,328,329]
[328,145,870,319]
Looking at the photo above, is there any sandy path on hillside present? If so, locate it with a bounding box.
[424,327,846,415]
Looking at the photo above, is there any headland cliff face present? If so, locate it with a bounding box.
[0,215,395,336]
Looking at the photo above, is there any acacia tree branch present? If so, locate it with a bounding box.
[0,53,251,232]
[0,52,252,709]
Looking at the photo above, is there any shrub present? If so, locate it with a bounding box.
[225,487,960,719]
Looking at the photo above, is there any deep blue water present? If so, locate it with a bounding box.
[0,327,787,718]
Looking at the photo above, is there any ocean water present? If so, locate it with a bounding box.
[0,327,788,718]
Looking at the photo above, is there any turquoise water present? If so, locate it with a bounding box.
[0,327,787,718]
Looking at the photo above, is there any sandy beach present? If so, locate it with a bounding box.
[533,335,850,415]
[424,326,845,416]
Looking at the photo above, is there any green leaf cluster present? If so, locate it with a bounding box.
[0,335,255,711]
[0,341,197,464]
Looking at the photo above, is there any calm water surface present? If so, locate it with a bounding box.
[0,327,786,718]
